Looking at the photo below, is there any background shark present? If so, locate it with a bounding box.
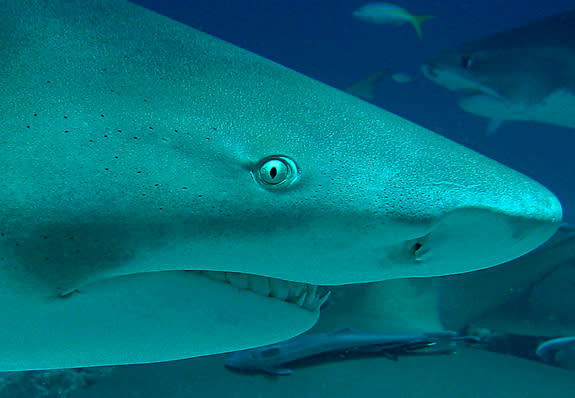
[0,0,562,370]
[421,10,575,130]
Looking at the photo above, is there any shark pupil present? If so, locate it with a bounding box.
[260,159,288,185]
[253,155,299,189]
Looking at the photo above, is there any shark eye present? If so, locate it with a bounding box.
[253,155,299,189]
[461,55,473,69]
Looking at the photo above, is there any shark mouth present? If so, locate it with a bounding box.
[62,270,331,313]
[421,64,502,99]
[197,270,331,312]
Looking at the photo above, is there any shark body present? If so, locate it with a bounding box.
[422,10,575,129]
[0,0,562,370]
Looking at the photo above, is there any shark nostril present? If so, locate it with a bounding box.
[413,242,423,253]
[411,238,430,262]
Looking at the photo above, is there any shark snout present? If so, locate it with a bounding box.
[405,171,562,277]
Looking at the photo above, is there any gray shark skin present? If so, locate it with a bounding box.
[422,10,575,129]
[0,0,562,370]
[224,329,459,375]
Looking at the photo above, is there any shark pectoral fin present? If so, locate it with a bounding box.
[528,90,575,128]
[458,94,530,121]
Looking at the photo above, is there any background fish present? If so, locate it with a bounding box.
[352,2,435,39]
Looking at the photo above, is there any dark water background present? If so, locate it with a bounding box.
[132,0,575,221]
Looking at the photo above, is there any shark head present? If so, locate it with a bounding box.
[0,0,562,370]
[421,10,575,128]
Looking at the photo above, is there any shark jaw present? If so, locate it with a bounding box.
[0,271,326,371]
[421,62,503,100]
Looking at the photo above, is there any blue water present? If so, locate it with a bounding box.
[134,0,575,221]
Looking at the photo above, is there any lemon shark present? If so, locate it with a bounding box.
[422,10,575,130]
[0,0,562,370]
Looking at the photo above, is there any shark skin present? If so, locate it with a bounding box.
[421,10,575,129]
[0,0,562,370]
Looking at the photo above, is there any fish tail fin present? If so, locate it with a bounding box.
[411,14,435,39]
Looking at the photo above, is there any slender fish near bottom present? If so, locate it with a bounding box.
[225,328,465,375]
